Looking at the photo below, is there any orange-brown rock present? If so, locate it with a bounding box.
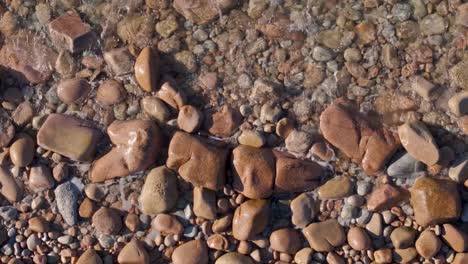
[303,219,346,252]
[367,184,409,212]
[152,214,183,235]
[135,47,159,92]
[232,199,270,241]
[172,239,208,264]
[269,228,302,254]
[173,0,236,25]
[57,78,91,104]
[204,105,242,138]
[96,79,126,106]
[156,81,186,110]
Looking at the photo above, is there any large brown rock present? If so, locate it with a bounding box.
[231,146,275,199]
[411,177,461,227]
[76,249,102,264]
[367,184,409,212]
[135,47,159,92]
[273,151,322,193]
[0,30,57,84]
[48,12,97,53]
[90,120,163,183]
[269,228,302,254]
[37,114,101,162]
[173,0,237,25]
[303,219,346,252]
[0,166,22,203]
[232,199,270,241]
[172,240,208,264]
[398,121,440,166]
[167,132,228,191]
[204,105,242,138]
[117,239,149,264]
[319,99,399,175]
[139,166,178,215]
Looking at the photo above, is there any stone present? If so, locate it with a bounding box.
[37,114,101,161]
[302,219,346,252]
[57,78,90,104]
[11,102,34,127]
[207,234,229,251]
[448,91,468,116]
[173,0,236,25]
[96,80,126,106]
[449,154,468,183]
[285,130,313,153]
[103,48,134,76]
[366,213,383,238]
[238,130,265,148]
[387,152,423,178]
[411,176,461,227]
[167,132,228,191]
[393,247,418,263]
[326,252,345,264]
[274,151,322,193]
[215,252,254,264]
[48,12,96,53]
[391,227,417,249]
[420,14,446,36]
[453,253,468,264]
[178,105,203,133]
[451,60,468,90]
[310,142,334,161]
[55,181,80,225]
[0,166,22,203]
[231,146,275,199]
[270,228,302,254]
[172,239,208,264]
[347,227,372,251]
[76,249,103,264]
[153,214,183,236]
[125,213,139,232]
[92,207,122,235]
[29,165,54,193]
[117,239,149,264]
[276,118,294,139]
[411,76,437,100]
[28,216,49,233]
[193,187,217,220]
[9,134,34,167]
[373,249,392,263]
[415,229,441,259]
[90,120,163,182]
[156,16,179,38]
[138,100,169,125]
[320,99,398,175]
[156,81,186,110]
[0,30,57,84]
[290,193,317,228]
[295,248,314,264]
[55,50,77,77]
[381,44,399,69]
[442,224,468,252]
[79,198,97,218]
[135,47,159,92]
[0,116,14,148]
[354,21,376,45]
[232,199,270,241]
[204,105,242,138]
[140,166,178,215]
[318,176,353,200]
[456,3,468,26]
[116,15,153,46]
[367,184,408,211]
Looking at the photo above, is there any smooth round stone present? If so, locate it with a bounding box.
[92,207,122,235]
[347,226,372,251]
[326,252,345,264]
[9,134,35,167]
[57,78,90,104]
[28,216,49,233]
[269,228,302,254]
[76,249,102,264]
[96,79,126,106]
[141,96,171,122]
[294,248,314,264]
[84,184,106,201]
[117,239,149,264]
[172,239,208,264]
[135,47,159,92]
[318,176,353,199]
[139,166,178,215]
[387,152,423,178]
[442,224,468,252]
[415,229,441,259]
[178,105,203,133]
[215,252,254,264]
[374,248,392,263]
[390,227,417,249]
[238,130,265,148]
[290,193,317,228]
[397,121,440,166]
[152,214,183,235]
[29,165,55,193]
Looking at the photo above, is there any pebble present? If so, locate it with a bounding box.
[387,152,423,178]
[448,91,468,116]
[134,47,159,92]
[232,199,270,241]
[270,228,302,254]
[141,96,171,122]
[0,166,22,203]
[238,130,265,148]
[366,183,407,212]
[139,166,178,215]
[318,176,353,199]
[92,207,122,235]
[204,105,242,137]
[313,46,333,62]
[193,187,217,220]
[302,219,345,252]
[420,14,446,36]
[290,193,317,228]
[28,165,55,193]
[374,248,392,264]
[178,105,203,133]
[26,234,41,251]
[54,181,80,225]
[415,229,441,259]
[28,216,49,233]
[347,227,372,251]
[411,76,437,100]
[152,214,183,235]
[366,213,383,238]
[294,248,314,264]
[117,239,149,264]
[57,78,90,104]
[390,226,417,249]
[398,121,440,166]
[215,252,254,264]
[172,239,208,264]
[96,79,126,106]
[76,249,102,264]
[285,130,313,153]
[9,134,35,167]
[441,224,468,253]
[448,154,468,183]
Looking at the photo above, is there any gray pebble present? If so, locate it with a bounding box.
[55,181,80,226]
[357,181,371,196]
[387,152,424,178]
[0,206,18,221]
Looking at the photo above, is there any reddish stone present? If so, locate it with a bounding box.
[48,12,97,53]
[367,184,409,212]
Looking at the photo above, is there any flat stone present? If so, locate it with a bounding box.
[172,239,208,264]
[347,226,372,251]
[139,166,178,215]
[238,130,265,148]
[215,252,254,264]
[411,176,461,227]
[9,134,35,167]
[366,213,383,238]
[367,184,408,212]
[204,105,242,138]
[167,132,228,191]
[141,96,171,122]
[0,30,57,84]
[48,12,96,53]
[103,48,134,76]
[117,239,149,264]
[135,47,159,92]
[28,165,54,193]
[411,76,437,100]
[76,249,102,264]
[398,121,440,166]
[0,166,22,203]
[193,187,217,220]
[449,154,468,183]
[274,151,322,193]
[231,146,275,199]
[152,214,183,235]
[232,199,270,241]
[387,152,423,178]
[90,120,163,182]
[270,228,302,254]
[448,91,468,116]
[173,0,236,25]
[442,224,468,253]
[12,101,34,127]
[290,193,317,228]
[55,181,80,225]
[318,176,353,200]
[302,219,346,252]
[92,207,122,235]
[37,114,101,162]
[415,229,441,259]
[391,226,417,249]
[178,105,203,133]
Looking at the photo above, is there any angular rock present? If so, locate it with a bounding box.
[193,187,217,220]
[55,181,80,225]
[37,114,101,162]
[232,199,270,241]
[411,176,461,227]
[449,154,468,183]
[204,105,242,138]
[291,193,317,228]
[0,166,22,203]
[103,48,134,76]
[0,30,57,84]
[139,166,178,215]
[173,0,236,25]
[231,146,275,199]
[92,207,122,235]
[9,134,35,167]
[29,165,54,193]
[117,239,149,264]
[167,132,228,191]
[269,228,302,254]
[367,184,408,212]
[415,229,441,259]
[398,121,440,166]
[90,120,162,182]
[442,224,468,253]
[448,91,468,116]
[135,47,159,92]
[274,151,322,193]
[48,12,97,53]
[172,239,208,264]
[178,105,203,133]
[302,219,346,252]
